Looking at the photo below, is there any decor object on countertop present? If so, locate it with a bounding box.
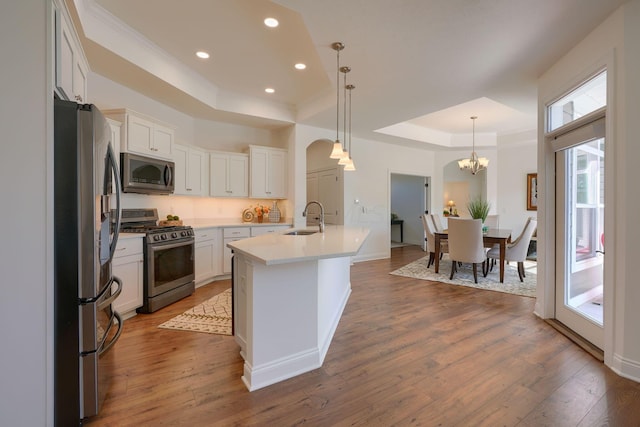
[467,196,491,231]
[447,200,455,215]
[269,201,281,223]
[458,116,489,175]
[242,208,254,223]
[391,212,399,221]
[158,288,232,335]
[254,204,270,223]
[159,214,183,226]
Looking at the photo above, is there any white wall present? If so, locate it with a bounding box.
[537,1,640,381]
[0,2,50,425]
[496,136,537,236]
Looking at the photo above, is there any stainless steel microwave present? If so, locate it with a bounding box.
[120,152,175,195]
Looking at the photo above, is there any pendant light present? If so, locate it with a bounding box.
[458,116,489,175]
[338,66,351,166]
[329,42,345,159]
[344,84,356,171]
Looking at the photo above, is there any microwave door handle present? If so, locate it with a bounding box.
[164,164,172,187]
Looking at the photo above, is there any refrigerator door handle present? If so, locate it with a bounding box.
[107,143,122,262]
[97,276,122,312]
[100,310,123,355]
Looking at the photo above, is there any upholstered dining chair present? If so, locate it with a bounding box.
[422,215,448,268]
[447,218,487,283]
[487,217,537,282]
[430,214,445,232]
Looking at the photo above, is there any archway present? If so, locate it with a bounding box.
[442,159,487,217]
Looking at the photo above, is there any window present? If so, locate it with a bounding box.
[547,71,607,132]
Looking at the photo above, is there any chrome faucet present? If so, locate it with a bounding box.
[303,200,325,233]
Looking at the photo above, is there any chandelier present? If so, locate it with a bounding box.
[329,42,356,171]
[458,116,489,175]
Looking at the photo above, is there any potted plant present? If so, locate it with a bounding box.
[467,197,491,230]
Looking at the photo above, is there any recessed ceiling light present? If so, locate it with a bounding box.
[196,51,210,59]
[264,17,279,28]
[294,63,306,70]
[265,88,275,94]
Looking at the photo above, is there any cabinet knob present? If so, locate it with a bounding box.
[75,95,83,102]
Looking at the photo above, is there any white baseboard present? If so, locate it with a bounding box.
[610,353,640,383]
[242,348,321,391]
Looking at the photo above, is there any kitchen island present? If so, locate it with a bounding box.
[227,225,369,391]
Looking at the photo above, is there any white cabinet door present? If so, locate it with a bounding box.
[223,228,250,274]
[54,3,88,103]
[249,146,287,199]
[175,144,207,196]
[112,237,144,319]
[228,154,249,196]
[194,227,221,284]
[103,109,175,160]
[210,152,248,197]
[153,124,174,158]
[127,114,155,155]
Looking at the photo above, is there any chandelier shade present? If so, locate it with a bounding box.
[459,116,488,175]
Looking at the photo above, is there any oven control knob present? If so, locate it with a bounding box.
[189,230,194,236]
[153,235,160,241]
[181,231,187,237]
[171,232,178,238]
[161,234,167,240]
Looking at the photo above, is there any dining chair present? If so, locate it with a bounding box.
[430,214,444,232]
[487,217,537,282]
[422,215,448,268]
[447,218,487,283]
[484,214,499,229]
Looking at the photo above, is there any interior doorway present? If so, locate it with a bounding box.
[390,173,429,249]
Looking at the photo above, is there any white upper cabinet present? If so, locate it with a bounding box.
[53,0,88,103]
[210,152,249,197]
[249,146,287,199]
[103,109,175,160]
[173,143,208,196]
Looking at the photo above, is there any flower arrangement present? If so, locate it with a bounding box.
[254,204,270,217]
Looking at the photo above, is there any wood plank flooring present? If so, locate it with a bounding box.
[86,245,640,426]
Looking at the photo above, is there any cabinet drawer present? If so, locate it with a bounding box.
[194,227,218,242]
[114,237,143,258]
[223,227,250,238]
[250,225,290,237]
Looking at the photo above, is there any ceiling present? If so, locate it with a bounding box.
[71,0,625,150]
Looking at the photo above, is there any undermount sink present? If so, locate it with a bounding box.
[284,230,318,236]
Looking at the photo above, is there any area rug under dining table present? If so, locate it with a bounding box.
[390,256,537,297]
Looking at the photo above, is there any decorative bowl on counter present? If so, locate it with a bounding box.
[158,219,183,226]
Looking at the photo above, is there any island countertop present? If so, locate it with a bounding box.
[226,225,369,266]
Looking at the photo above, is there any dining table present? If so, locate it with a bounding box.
[434,228,512,283]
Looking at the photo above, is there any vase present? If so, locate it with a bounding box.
[257,215,263,223]
[269,201,281,223]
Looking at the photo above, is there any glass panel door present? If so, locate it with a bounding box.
[555,137,604,349]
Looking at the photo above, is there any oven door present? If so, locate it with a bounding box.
[146,238,195,297]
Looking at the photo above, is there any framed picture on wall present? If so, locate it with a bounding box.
[527,173,538,211]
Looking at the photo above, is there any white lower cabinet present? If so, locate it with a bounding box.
[194,227,221,286]
[112,236,144,319]
[223,227,250,274]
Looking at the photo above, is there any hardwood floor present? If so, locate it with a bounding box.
[87,245,640,426]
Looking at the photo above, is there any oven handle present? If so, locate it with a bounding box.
[148,237,194,251]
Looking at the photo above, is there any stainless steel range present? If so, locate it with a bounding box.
[119,208,195,313]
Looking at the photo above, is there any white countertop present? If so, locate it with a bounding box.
[226,225,370,265]
[184,218,293,229]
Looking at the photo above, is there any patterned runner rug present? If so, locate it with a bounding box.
[390,256,537,298]
[158,288,232,335]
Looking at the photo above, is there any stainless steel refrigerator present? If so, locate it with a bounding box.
[54,99,123,425]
